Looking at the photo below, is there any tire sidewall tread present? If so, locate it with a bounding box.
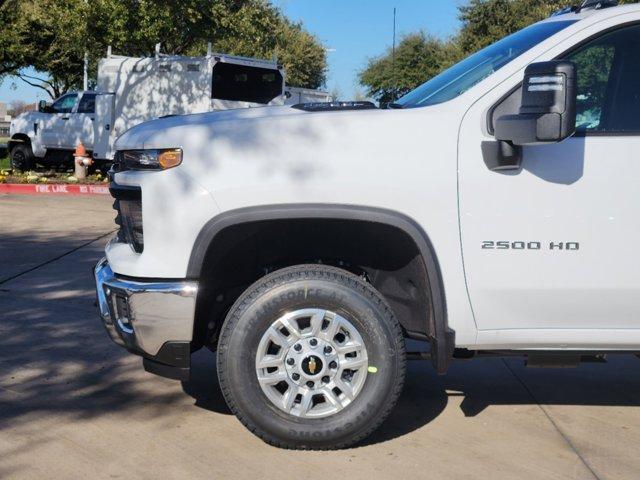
[216,264,406,450]
[10,143,35,171]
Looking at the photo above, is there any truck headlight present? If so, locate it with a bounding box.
[120,149,182,170]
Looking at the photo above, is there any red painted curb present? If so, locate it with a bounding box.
[0,183,110,196]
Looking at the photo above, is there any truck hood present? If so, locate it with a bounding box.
[9,111,47,135]
[115,106,308,150]
[113,102,461,208]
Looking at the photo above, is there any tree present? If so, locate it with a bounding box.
[12,0,90,98]
[7,100,35,116]
[0,1,27,78]
[359,33,459,104]
[2,0,327,99]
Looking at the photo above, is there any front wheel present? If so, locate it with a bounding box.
[216,264,406,449]
[10,143,36,171]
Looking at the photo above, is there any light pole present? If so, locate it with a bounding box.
[83,0,88,90]
[392,7,397,102]
[83,52,88,91]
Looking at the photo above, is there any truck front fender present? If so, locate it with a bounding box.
[188,204,454,373]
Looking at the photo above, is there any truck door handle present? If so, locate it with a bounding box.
[61,117,70,120]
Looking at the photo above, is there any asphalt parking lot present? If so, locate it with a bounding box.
[1,194,640,480]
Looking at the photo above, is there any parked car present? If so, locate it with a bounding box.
[95,0,640,449]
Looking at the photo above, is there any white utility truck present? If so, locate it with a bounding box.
[8,50,327,171]
[94,0,640,449]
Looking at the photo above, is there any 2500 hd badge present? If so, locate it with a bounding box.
[481,241,580,250]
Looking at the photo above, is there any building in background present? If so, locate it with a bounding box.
[0,103,11,137]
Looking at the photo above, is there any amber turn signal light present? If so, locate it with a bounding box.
[158,149,183,169]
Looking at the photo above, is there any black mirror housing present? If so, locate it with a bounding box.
[495,60,577,146]
[38,100,49,113]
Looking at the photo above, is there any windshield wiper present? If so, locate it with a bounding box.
[387,102,404,109]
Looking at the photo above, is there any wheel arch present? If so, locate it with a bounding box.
[8,133,32,151]
[188,204,454,373]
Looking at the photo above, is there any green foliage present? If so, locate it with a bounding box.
[1,0,327,98]
[0,1,25,77]
[360,0,638,103]
[359,33,460,104]
[570,44,615,125]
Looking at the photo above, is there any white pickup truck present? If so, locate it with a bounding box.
[94,1,640,449]
[8,91,97,170]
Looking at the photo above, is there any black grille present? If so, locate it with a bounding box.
[111,151,126,173]
[114,293,130,319]
[110,182,143,253]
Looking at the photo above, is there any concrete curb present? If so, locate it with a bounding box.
[0,183,110,195]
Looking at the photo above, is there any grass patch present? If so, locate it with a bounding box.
[0,156,9,170]
[0,137,9,143]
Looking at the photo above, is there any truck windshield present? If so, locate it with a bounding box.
[394,20,577,108]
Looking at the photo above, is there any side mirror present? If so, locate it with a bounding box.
[496,60,577,145]
[490,61,577,171]
[38,100,50,113]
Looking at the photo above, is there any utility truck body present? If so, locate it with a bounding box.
[94,1,640,450]
[92,52,287,162]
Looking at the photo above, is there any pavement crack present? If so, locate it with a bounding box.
[501,358,601,480]
[0,229,117,286]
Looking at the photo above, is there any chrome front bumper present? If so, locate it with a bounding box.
[94,258,198,359]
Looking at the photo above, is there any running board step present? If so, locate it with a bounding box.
[526,354,606,368]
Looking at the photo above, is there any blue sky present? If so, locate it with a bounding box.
[0,0,463,104]
[273,0,462,99]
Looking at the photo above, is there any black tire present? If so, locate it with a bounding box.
[10,143,36,171]
[216,264,406,450]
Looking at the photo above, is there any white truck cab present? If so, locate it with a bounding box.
[9,91,96,169]
[94,1,640,449]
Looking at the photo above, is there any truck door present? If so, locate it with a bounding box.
[67,92,96,149]
[41,93,78,149]
[93,93,115,161]
[458,23,640,333]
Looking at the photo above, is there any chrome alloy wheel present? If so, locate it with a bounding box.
[255,308,369,418]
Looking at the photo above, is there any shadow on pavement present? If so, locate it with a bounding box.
[0,237,185,431]
[1,230,640,449]
[181,348,232,415]
[181,342,640,447]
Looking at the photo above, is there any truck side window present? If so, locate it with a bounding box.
[563,24,640,133]
[77,93,96,114]
[51,94,78,114]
